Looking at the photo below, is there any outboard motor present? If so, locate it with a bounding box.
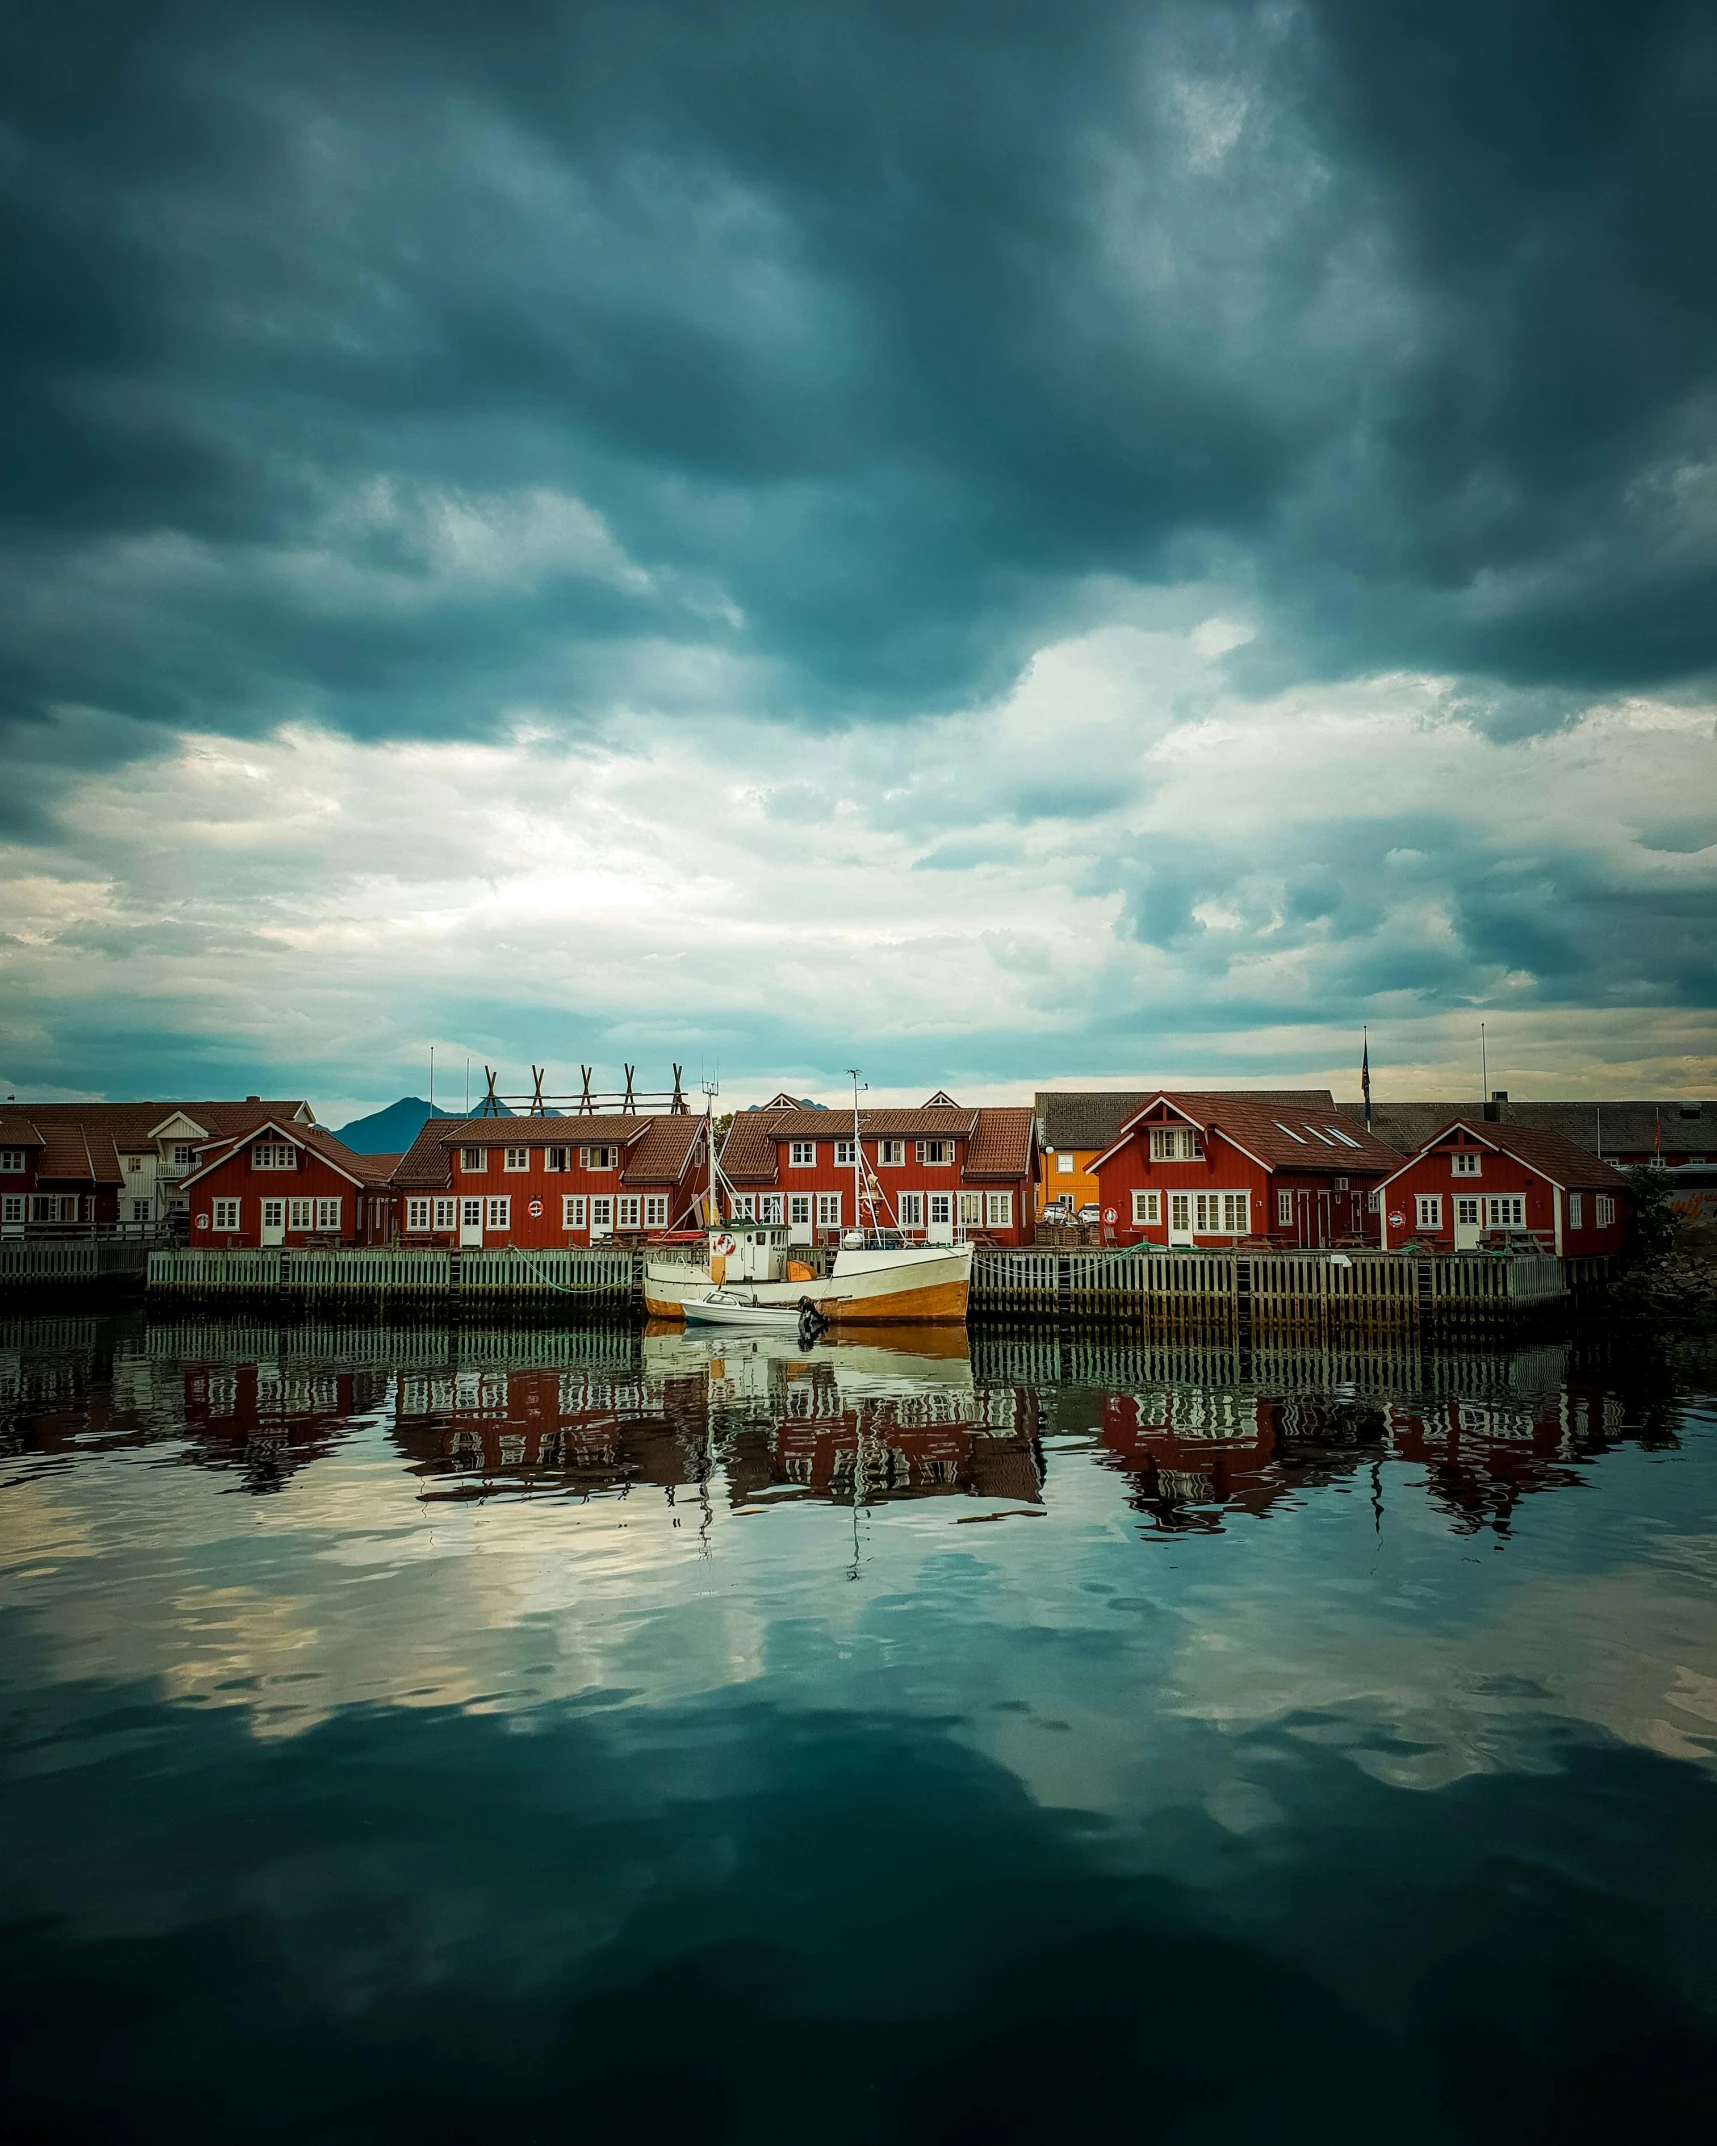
[795,1295,828,1348]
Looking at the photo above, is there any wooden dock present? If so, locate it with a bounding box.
[142,1245,637,1312]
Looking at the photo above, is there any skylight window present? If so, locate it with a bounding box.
[1303,1126,1337,1146]
[1274,1122,1308,1144]
[1325,1126,1363,1149]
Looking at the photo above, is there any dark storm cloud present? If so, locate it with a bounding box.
[1,0,1714,783]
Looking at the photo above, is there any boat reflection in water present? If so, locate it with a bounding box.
[393,1322,1044,1511]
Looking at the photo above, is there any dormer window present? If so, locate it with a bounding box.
[1451,1151,1481,1177]
[0,1150,26,1173]
[1149,1127,1202,1161]
[252,1142,296,1170]
[579,1145,617,1171]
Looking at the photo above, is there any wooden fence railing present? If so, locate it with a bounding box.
[145,1245,635,1308]
[0,1239,152,1285]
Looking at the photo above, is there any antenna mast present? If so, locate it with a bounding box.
[703,1071,720,1230]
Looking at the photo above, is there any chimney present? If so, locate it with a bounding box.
[246,1094,260,1104]
[1482,1089,1507,1121]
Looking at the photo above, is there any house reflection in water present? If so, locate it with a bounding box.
[390,1327,1044,1511]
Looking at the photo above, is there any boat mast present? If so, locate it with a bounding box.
[703,1073,719,1229]
[846,1067,866,1238]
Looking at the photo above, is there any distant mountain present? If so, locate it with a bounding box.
[334,1096,460,1153]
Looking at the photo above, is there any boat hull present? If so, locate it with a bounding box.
[644,1243,972,1325]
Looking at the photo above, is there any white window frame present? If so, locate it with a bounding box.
[503,1145,529,1172]
[878,1140,905,1166]
[1149,1126,1202,1161]
[563,1194,587,1229]
[211,1197,241,1230]
[1277,1188,1294,1227]
[958,1191,983,1227]
[1132,1189,1160,1226]
[1055,1151,1074,1175]
[1595,1195,1615,1229]
[927,1191,953,1225]
[252,1141,297,1171]
[731,1194,756,1220]
[407,1196,432,1230]
[484,1195,510,1231]
[898,1191,924,1228]
[1451,1151,1482,1177]
[789,1141,817,1167]
[1193,1190,1249,1234]
[1456,1195,1481,1228]
[315,1197,342,1231]
[1,1192,21,1225]
[461,1146,487,1172]
[546,1146,568,1172]
[915,1139,953,1166]
[816,1191,843,1227]
[788,1192,813,1227]
[834,1139,857,1166]
[433,1196,456,1230]
[756,1193,783,1224]
[1567,1191,1582,1229]
[1483,1194,1525,1229]
[170,1144,196,1169]
[985,1190,1014,1228]
[616,1194,642,1229]
[590,1196,613,1231]
[644,1193,668,1228]
[130,1198,151,1222]
[288,1196,315,1230]
[1415,1194,1443,1230]
[0,1150,26,1173]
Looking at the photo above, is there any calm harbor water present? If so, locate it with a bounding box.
[2,1312,1715,2141]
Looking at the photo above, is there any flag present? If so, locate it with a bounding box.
[1361,1032,1372,1131]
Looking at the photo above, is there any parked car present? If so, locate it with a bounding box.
[1076,1203,1102,1223]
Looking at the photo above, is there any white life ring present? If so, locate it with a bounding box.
[196,1212,209,1230]
[528,1198,543,1218]
[1103,1207,1116,1223]
[712,1231,737,1256]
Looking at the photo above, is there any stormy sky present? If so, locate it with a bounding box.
[3,0,1714,1117]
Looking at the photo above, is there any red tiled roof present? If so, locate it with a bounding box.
[14,1100,314,1150]
[35,1122,125,1185]
[1384,1118,1625,1193]
[965,1107,1036,1179]
[182,1120,395,1190]
[1093,1092,1402,1176]
[0,1115,47,1149]
[721,1105,981,1183]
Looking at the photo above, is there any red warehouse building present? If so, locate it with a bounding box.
[181,1119,399,1246]
[390,1114,708,1247]
[1375,1120,1631,1256]
[717,1099,1037,1246]
[1090,1093,1402,1248]
[0,1111,124,1233]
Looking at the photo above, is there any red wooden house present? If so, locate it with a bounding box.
[1089,1093,1402,1248]
[181,1118,398,1246]
[0,1113,47,1235]
[0,1110,125,1233]
[390,1114,708,1247]
[717,1099,1037,1246]
[1374,1119,1630,1256]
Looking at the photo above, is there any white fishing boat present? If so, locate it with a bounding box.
[644,1070,974,1327]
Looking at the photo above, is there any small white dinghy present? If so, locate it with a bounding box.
[681,1290,820,1331]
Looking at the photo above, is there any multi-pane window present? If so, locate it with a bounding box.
[1451,1151,1482,1177]
[1595,1195,1615,1229]
[1568,1192,1583,1229]
[1277,1189,1294,1227]
[731,1194,755,1220]
[1456,1196,1480,1229]
[915,1139,952,1165]
[927,1192,953,1226]
[1483,1194,1525,1228]
[546,1146,568,1172]
[171,1145,196,1169]
[252,1142,296,1170]
[212,1198,241,1230]
[789,1142,816,1166]
[504,1146,529,1172]
[407,1197,431,1230]
[788,1193,813,1227]
[985,1191,1013,1228]
[1193,1191,1249,1234]
[1,1194,21,1225]
[288,1197,314,1229]
[127,1154,144,1174]
[0,1150,25,1172]
[834,1139,857,1165]
[433,1197,456,1230]
[563,1195,587,1228]
[1055,1151,1074,1174]
[461,1147,487,1172]
[484,1196,509,1230]
[579,1145,617,1171]
[898,1191,924,1228]
[33,1194,80,1223]
[315,1198,342,1231]
[1416,1194,1443,1229]
[617,1195,642,1229]
[1133,1189,1160,1225]
[816,1192,843,1227]
[644,1195,668,1228]
[878,1140,905,1166]
[130,1199,150,1222]
[590,1197,613,1230]
[756,1194,784,1224]
[958,1192,983,1227]
[1149,1127,1202,1161]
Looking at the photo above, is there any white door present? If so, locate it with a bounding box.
[927,1191,954,1246]
[1168,1192,1193,1247]
[260,1198,285,1247]
[459,1196,484,1247]
[1453,1195,1482,1250]
[787,1192,813,1245]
